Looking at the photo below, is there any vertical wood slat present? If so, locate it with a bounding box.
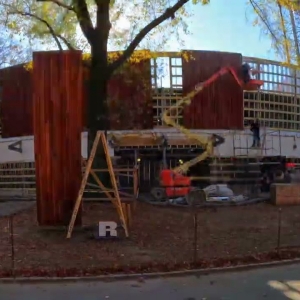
[1,51,154,137]
[182,50,243,130]
[0,65,33,138]
[33,50,83,226]
[82,57,153,130]
[108,59,153,130]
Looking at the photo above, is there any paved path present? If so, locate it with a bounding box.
[0,201,34,217]
[1,264,300,300]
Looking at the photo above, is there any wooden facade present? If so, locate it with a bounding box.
[108,59,153,130]
[0,65,33,137]
[82,59,153,130]
[5,50,300,137]
[182,50,244,129]
[33,51,83,226]
[0,56,153,137]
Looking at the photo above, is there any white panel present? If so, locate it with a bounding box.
[0,132,90,163]
[0,128,299,163]
[81,131,88,159]
[0,136,34,163]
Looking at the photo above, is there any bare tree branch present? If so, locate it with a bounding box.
[40,30,76,50]
[3,5,64,50]
[109,0,189,73]
[46,0,74,11]
[24,13,63,50]
[50,0,74,12]
[277,0,291,62]
[0,33,30,67]
[289,9,300,60]
[38,0,94,43]
[249,0,282,48]
[56,34,76,50]
[73,0,94,43]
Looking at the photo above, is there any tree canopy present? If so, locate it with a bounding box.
[0,26,30,67]
[0,0,212,168]
[0,0,210,67]
[249,0,300,65]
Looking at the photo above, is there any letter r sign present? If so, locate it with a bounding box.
[98,221,118,238]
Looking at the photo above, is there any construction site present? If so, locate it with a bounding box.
[0,50,299,204]
[0,50,300,276]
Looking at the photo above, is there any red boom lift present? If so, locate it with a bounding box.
[151,66,264,203]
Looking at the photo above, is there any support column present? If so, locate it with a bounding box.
[33,50,83,226]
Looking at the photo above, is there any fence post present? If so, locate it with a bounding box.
[277,208,282,254]
[193,211,198,264]
[9,214,15,277]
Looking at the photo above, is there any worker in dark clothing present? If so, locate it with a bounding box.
[241,63,259,84]
[241,63,252,83]
[261,172,272,192]
[250,119,260,148]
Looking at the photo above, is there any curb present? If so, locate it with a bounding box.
[1,258,300,284]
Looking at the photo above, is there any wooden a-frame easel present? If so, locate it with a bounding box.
[66,131,129,239]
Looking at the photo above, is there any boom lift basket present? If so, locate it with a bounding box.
[243,79,264,91]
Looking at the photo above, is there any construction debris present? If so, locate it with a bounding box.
[203,184,246,202]
[141,183,268,207]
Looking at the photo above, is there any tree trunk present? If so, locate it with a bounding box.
[87,38,111,189]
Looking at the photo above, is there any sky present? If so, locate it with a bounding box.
[112,0,276,60]
[5,0,278,65]
[153,0,281,88]
[180,0,276,60]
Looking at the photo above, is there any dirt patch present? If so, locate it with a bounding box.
[1,201,300,276]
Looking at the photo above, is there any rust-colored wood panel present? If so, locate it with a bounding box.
[0,65,33,137]
[82,68,89,130]
[33,50,82,226]
[82,56,153,130]
[182,50,243,130]
[109,59,152,130]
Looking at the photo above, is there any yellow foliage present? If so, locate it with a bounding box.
[249,0,300,65]
[24,61,33,71]
[192,0,210,4]
[24,50,193,71]
[181,50,194,61]
[83,50,192,63]
[279,0,300,10]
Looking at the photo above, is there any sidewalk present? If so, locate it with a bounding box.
[1,263,300,300]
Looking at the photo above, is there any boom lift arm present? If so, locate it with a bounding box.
[162,66,251,174]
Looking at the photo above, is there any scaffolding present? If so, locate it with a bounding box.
[243,57,300,131]
[151,54,300,131]
[0,53,300,197]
